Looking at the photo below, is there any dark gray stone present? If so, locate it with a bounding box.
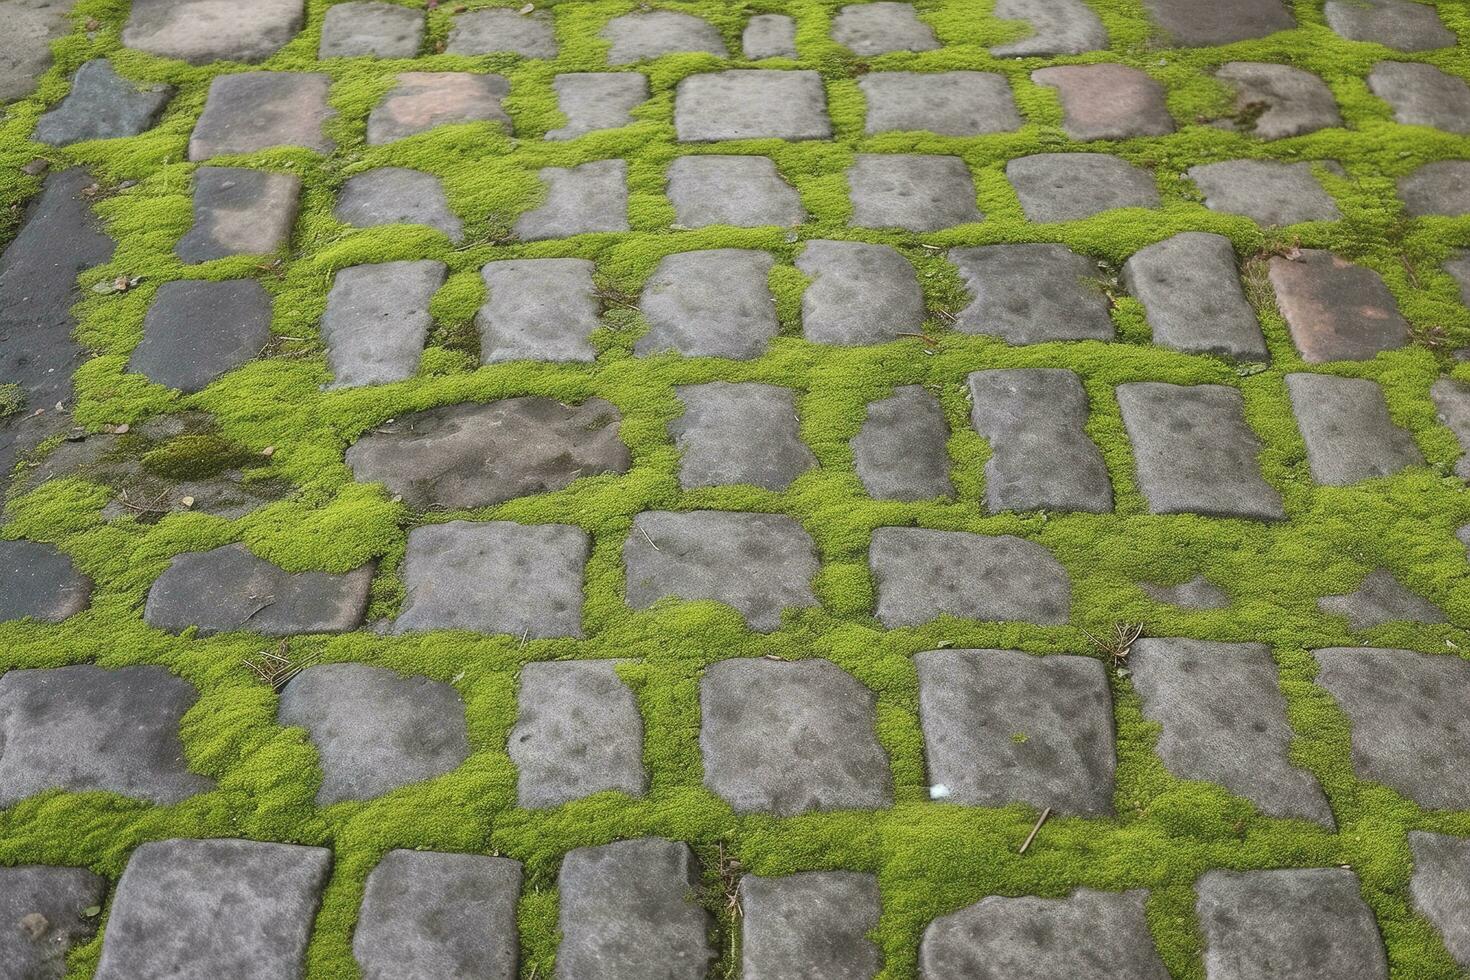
[675,70,831,141]
[123,0,304,63]
[1116,382,1284,520]
[336,167,461,241]
[624,511,819,631]
[320,1,424,57]
[831,2,938,54]
[990,0,1107,56]
[0,539,91,622]
[446,8,556,57]
[128,279,273,393]
[741,872,881,980]
[355,851,521,980]
[1195,869,1388,980]
[0,865,104,980]
[1317,568,1444,629]
[949,243,1114,344]
[367,72,509,144]
[1433,378,1470,478]
[636,249,778,359]
[672,382,815,490]
[96,838,331,980]
[1215,62,1342,139]
[321,260,443,388]
[1286,374,1421,485]
[1325,0,1453,51]
[1142,0,1293,45]
[510,660,646,808]
[1399,161,1470,217]
[701,659,892,815]
[1140,575,1230,609]
[188,72,334,160]
[1269,251,1409,362]
[34,60,171,146]
[1409,831,1470,970]
[478,259,599,362]
[0,0,77,103]
[848,154,981,231]
[1123,232,1267,359]
[179,167,302,261]
[549,73,648,140]
[1032,64,1173,140]
[859,71,1021,136]
[1187,160,1341,225]
[602,10,725,63]
[797,240,924,344]
[870,528,1071,627]
[666,155,805,228]
[1007,153,1160,222]
[516,159,629,239]
[853,386,954,501]
[1369,62,1470,133]
[144,543,373,636]
[743,14,797,58]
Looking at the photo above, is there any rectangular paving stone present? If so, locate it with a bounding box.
[832,2,939,54]
[188,72,334,160]
[548,72,648,140]
[1409,831,1470,970]
[0,865,104,980]
[335,166,462,241]
[1032,64,1174,140]
[990,0,1108,56]
[1007,153,1160,222]
[177,167,302,262]
[515,159,629,239]
[1214,63,1342,139]
[1317,568,1443,630]
[672,382,815,490]
[1286,374,1422,485]
[852,386,955,501]
[859,71,1021,136]
[0,538,91,623]
[797,240,925,344]
[33,59,172,147]
[743,14,797,58]
[1327,0,1453,50]
[1369,62,1470,133]
[1432,378,1470,478]
[319,1,424,58]
[603,10,725,63]
[1187,160,1342,225]
[870,528,1071,627]
[666,155,806,227]
[1399,160,1470,216]
[740,872,881,980]
[1143,0,1294,45]
[1122,232,1268,359]
[478,258,600,363]
[949,243,1115,344]
[848,154,981,231]
[446,7,557,57]
[128,279,273,393]
[674,70,831,141]
[367,72,509,144]
[321,260,444,388]
[636,248,778,359]
[1269,251,1409,362]
[124,0,304,64]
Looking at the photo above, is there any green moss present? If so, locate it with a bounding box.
[140,435,263,480]
[0,383,24,421]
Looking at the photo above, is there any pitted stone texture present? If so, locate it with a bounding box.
[321,260,444,388]
[1326,0,1453,51]
[968,369,1112,514]
[34,60,171,146]
[1142,0,1294,45]
[832,2,939,54]
[797,240,924,344]
[1187,160,1341,225]
[1196,869,1388,980]
[740,872,881,980]
[549,72,648,140]
[367,72,509,144]
[990,0,1108,56]
[1007,153,1159,222]
[510,661,646,808]
[871,529,1071,626]
[128,279,273,393]
[667,156,805,227]
[557,838,712,980]
[96,838,331,980]
[744,14,797,58]
[848,154,980,231]
[1409,831,1470,970]
[636,249,778,358]
[446,8,556,57]
[672,383,815,491]
[1122,232,1267,360]
[355,851,521,980]
[347,398,628,509]
[1313,647,1470,809]
[921,889,1168,979]
[853,386,954,501]
[1032,64,1173,140]
[1269,251,1409,362]
[0,664,211,806]
[1369,62,1470,133]
[603,11,725,63]
[336,167,462,241]
[319,2,424,58]
[189,72,334,160]
[1433,378,1470,478]
[859,71,1021,137]
[179,167,302,261]
[516,159,629,239]
[1286,374,1421,485]
[1317,569,1444,630]
[1399,160,1470,216]
[0,0,76,103]
[0,539,91,622]
[1115,383,1285,520]
[124,0,304,64]
[1140,575,1230,609]
[478,259,600,363]
[1215,62,1342,139]
[145,543,372,636]
[675,70,831,141]
[949,243,1114,344]
[0,865,104,980]
[1449,252,1470,307]
[624,511,819,630]
[1131,638,1332,825]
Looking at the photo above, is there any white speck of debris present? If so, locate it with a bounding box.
[929,784,951,800]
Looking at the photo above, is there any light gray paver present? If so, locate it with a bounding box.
[1286,374,1422,485]
[602,10,725,63]
[1369,62,1470,133]
[0,0,77,103]
[675,70,832,141]
[179,167,302,261]
[848,154,981,231]
[1032,64,1174,140]
[740,872,882,980]
[1433,378,1470,478]
[335,167,462,241]
[34,60,171,146]
[1269,251,1409,362]
[1448,251,1470,306]
[853,386,954,501]
[516,159,629,239]
[949,243,1115,344]
[478,258,600,362]
[1399,160,1470,216]
[1122,232,1268,359]
[367,72,509,144]
[1317,568,1444,629]
[188,72,334,160]
[0,538,91,622]
[990,0,1108,56]
[319,1,424,58]
[1007,153,1160,222]
[744,14,797,58]
[321,259,444,388]
[0,865,104,980]
[128,279,273,393]
[446,8,556,57]
[672,382,815,490]
[1142,0,1294,45]
[1409,831,1470,970]
[636,249,778,358]
[1187,160,1342,225]
[797,240,925,344]
[1325,0,1453,51]
[832,2,939,55]
[1140,575,1230,609]
[123,0,304,63]
[1215,62,1342,139]
[859,71,1021,136]
[667,155,806,227]
[549,72,648,139]
[871,528,1072,626]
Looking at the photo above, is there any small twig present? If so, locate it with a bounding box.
[1018,807,1052,854]
[1400,254,1421,290]
[897,331,940,345]
[637,523,660,551]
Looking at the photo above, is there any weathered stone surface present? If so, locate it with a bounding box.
[991,0,1108,56]
[848,154,981,231]
[1215,62,1342,139]
[740,872,881,980]
[1142,0,1294,45]
[859,71,1021,136]
[320,1,424,58]
[744,14,797,58]
[675,70,831,141]
[1195,869,1388,980]
[189,72,334,160]
[34,60,171,146]
[335,166,462,241]
[548,72,648,140]
[1409,831,1470,970]
[1399,160,1470,216]
[124,0,304,64]
[0,0,76,103]
[128,279,273,393]
[797,240,924,344]
[355,851,521,980]
[515,159,629,239]
[446,8,556,57]
[1187,160,1342,225]
[395,521,588,638]
[853,386,954,501]
[1131,638,1332,825]
[179,167,302,261]
[1007,153,1159,222]
[921,889,1168,979]
[510,660,646,808]
[367,72,509,144]
[667,155,805,227]
[624,511,819,630]
[1369,62,1470,133]
[1317,568,1444,629]
[1326,0,1453,51]
[1140,575,1230,609]
[1269,251,1409,362]
[636,249,778,358]
[603,10,725,63]
[968,369,1112,514]
[0,539,91,622]
[1313,647,1470,809]
[1286,374,1421,485]
[1433,378,1470,478]
[0,664,211,806]
[1123,232,1268,359]
[672,382,815,490]
[949,243,1114,344]
[0,865,104,980]
[870,529,1071,626]
[478,259,599,362]
[321,259,444,387]
[1033,64,1173,140]
[832,2,939,54]
[96,838,331,980]
[701,659,892,815]
[1115,383,1285,520]
[145,543,373,636]
[557,838,712,980]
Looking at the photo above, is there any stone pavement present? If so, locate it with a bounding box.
[2,0,1470,977]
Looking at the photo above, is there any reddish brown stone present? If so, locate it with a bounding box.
[1269,250,1409,363]
[367,72,510,145]
[1032,64,1174,140]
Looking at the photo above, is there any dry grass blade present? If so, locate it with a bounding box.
[1082,622,1144,670]
[243,640,320,692]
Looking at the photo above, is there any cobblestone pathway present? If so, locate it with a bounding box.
[3,0,1470,977]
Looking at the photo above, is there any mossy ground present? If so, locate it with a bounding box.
[3,0,1470,976]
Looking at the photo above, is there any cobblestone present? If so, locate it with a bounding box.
[671,382,815,490]
[477,258,600,362]
[1325,0,1453,52]
[1122,232,1268,359]
[335,167,462,241]
[666,155,806,227]
[871,528,1072,626]
[740,872,882,979]
[515,159,629,239]
[367,72,509,144]
[178,167,302,261]
[1214,62,1342,139]
[1007,153,1160,221]
[0,865,104,980]
[34,60,171,147]
[1033,64,1174,140]
[123,0,304,64]
[1408,832,1470,970]
[848,153,981,231]
[674,70,831,141]
[1286,373,1422,485]
[1142,0,1294,45]
[1398,160,1470,216]
[549,72,648,140]
[0,539,91,623]
[129,279,273,393]
[1269,250,1409,362]
[1317,568,1444,630]
[636,249,778,358]
[743,14,797,59]
[446,8,556,58]
[990,0,1107,56]
[1369,62,1470,132]
[949,243,1115,344]
[603,11,725,63]
[831,3,939,55]
[321,260,444,388]
[859,71,1021,136]
[852,386,955,501]
[189,72,334,160]
[797,239,925,344]
[1186,159,1342,225]
[320,2,424,58]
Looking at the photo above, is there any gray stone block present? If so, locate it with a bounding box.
[0,539,91,623]
[1447,251,1470,307]
[741,872,881,980]
[1369,61,1470,133]
[1409,831,1470,970]
[1325,0,1453,51]
[0,0,76,103]
[602,10,725,63]
[179,167,302,261]
[870,528,1071,627]
[853,386,954,501]
[128,279,273,393]
[1269,251,1408,362]
[516,159,629,239]
[743,14,797,58]
[831,2,939,55]
[1187,160,1341,225]
[848,154,981,231]
[0,865,104,980]
[34,59,171,146]
[859,71,1021,136]
[319,1,425,58]
[675,70,831,141]
[1286,374,1421,485]
[1032,64,1173,140]
[124,0,304,63]
[1139,575,1229,609]
[1317,568,1444,630]
[549,72,648,140]
[949,243,1115,344]
[1215,62,1342,139]
[1007,153,1160,222]
[1142,0,1293,45]
[1399,160,1470,216]
[666,155,805,228]
[672,382,814,490]
[478,259,600,362]
[990,0,1107,56]
[189,72,334,160]
[336,167,462,241]
[1122,232,1268,360]
[321,260,444,388]
[446,8,556,57]
[797,240,924,344]
[1433,378,1470,478]
[636,249,778,358]
[367,72,509,144]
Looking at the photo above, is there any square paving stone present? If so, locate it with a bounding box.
[1317,568,1444,630]
[515,159,629,239]
[672,382,815,490]
[1269,250,1409,362]
[848,154,981,231]
[1214,62,1342,139]
[1433,378,1470,478]
[624,511,819,631]
[916,648,1115,814]
[335,166,462,241]
[1408,831,1470,970]
[701,658,892,815]
[367,72,510,144]
[277,663,469,804]
[740,872,881,980]
[1399,160,1470,216]
[0,865,105,980]
[1032,64,1174,140]
[949,243,1115,344]
[858,71,1021,136]
[1007,153,1159,222]
[123,0,304,64]
[446,8,557,57]
[1286,374,1422,485]
[831,2,939,54]
[178,167,302,261]
[509,661,646,808]
[1142,0,1294,45]
[321,260,444,387]
[354,851,521,980]
[1369,62,1470,133]
[1195,869,1388,980]
[0,538,91,623]
[797,240,924,344]
[1313,647,1470,809]
[666,155,805,227]
[34,59,172,146]
[870,528,1071,627]
[743,14,797,58]
[853,386,955,501]
[990,0,1108,56]
[0,664,213,806]
[478,259,600,362]
[1187,160,1342,225]
[1130,638,1332,825]
[1325,0,1453,51]
[95,838,331,980]
[319,1,425,58]
[675,70,831,141]
[128,279,273,393]
[1115,383,1285,520]
[188,72,334,160]
[602,10,726,63]
[556,838,712,980]
[1122,232,1268,360]
[394,521,589,638]
[636,249,778,358]
[548,72,648,140]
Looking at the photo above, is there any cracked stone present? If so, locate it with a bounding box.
[831,3,939,55]
[321,260,445,388]
[949,243,1115,344]
[1269,250,1409,362]
[848,154,981,231]
[1433,378,1470,478]
[1326,0,1453,51]
[0,539,91,623]
[335,167,462,241]
[1317,569,1444,630]
[478,259,600,362]
[515,159,629,239]
[1187,159,1342,225]
[666,155,805,227]
[1369,62,1470,133]
[1409,831,1470,970]
[602,11,725,63]
[1214,62,1342,139]
[548,72,648,139]
[1142,0,1294,45]
[0,0,77,102]
[1140,575,1230,609]
[1399,160,1470,216]
[124,0,305,64]
[34,59,171,146]
[1032,64,1173,140]
[675,70,831,141]
[446,8,556,57]
[740,873,881,980]
[743,14,797,58]
[0,865,104,980]
[178,167,302,261]
[367,72,509,144]
[990,0,1108,56]
[188,72,334,160]
[1007,153,1159,222]
[871,528,1071,627]
[319,1,425,58]
[128,279,273,393]
[636,249,778,358]
[852,386,954,501]
[1122,232,1268,359]
[797,240,924,344]
[859,71,1021,136]
[672,382,815,491]
[1286,373,1422,485]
